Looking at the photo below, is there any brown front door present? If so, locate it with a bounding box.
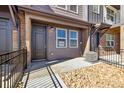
[32,25,46,60]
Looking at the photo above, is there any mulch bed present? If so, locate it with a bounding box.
[60,63,124,88]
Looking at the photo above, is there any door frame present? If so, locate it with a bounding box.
[31,23,47,60]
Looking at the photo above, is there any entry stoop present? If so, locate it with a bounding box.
[85,51,98,62]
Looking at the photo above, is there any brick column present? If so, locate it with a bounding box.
[82,28,90,57]
[18,11,26,49]
[120,25,124,63]
[25,13,31,65]
[12,29,19,50]
[120,26,124,47]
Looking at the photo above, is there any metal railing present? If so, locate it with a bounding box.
[0,48,27,88]
[98,47,124,68]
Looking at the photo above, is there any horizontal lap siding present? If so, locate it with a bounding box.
[50,5,84,21]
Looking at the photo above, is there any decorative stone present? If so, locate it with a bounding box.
[60,63,124,88]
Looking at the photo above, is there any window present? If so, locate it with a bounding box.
[92,5,100,14]
[106,34,115,47]
[106,8,115,22]
[69,5,78,13]
[69,30,78,48]
[56,28,67,48]
[57,5,67,10]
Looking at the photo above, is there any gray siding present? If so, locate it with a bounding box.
[50,5,84,21]
[0,7,13,53]
[121,5,124,24]
[88,5,103,23]
[47,26,83,60]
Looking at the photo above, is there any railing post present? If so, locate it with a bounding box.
[25,48,27,69]
[23,48,27,70]
[97,46,99,60]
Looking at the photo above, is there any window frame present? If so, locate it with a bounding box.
[106,34,115,47]
[106,7,115,22]
[69,30,78,48]
[69,5,78,14]
[56,5,67,10]
[92,5,100,14]
[56,28,67,48]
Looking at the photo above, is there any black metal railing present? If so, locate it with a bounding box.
[98,47,124,68]
[0,48,27,88]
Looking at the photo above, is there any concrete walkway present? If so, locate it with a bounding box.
[22,57,97,88]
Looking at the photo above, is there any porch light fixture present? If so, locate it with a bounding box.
[49,26,54,32]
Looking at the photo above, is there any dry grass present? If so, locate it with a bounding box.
[60,63,124,88]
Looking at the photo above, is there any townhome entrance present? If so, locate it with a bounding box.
[31,24,46,60]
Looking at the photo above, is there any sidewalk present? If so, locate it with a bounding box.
[22,57,96,88]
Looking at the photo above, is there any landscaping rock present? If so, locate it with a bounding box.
[60,63,124,88]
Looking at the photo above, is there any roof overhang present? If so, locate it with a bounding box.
[91,22,112,37]
[17,5,93,29]
[97,23,112,30]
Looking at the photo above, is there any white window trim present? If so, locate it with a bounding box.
[92,5,100,14]
[69,5,78,14]
[106,8,115,22]
[56,5,67,10]
[56,28,67,48]
[69,30,78,48]
[106,34,115,47]
[105,6,118,24]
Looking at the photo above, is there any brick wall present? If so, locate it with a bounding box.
[100,30,120,54]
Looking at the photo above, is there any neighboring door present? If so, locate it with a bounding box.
[90,32,100,52]
[32,25,46,60]
[0,18,12,54]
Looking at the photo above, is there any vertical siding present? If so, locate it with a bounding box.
[88,5,103,23]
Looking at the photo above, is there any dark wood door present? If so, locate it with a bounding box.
[90,32,100,52]
[32,25,46,60]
